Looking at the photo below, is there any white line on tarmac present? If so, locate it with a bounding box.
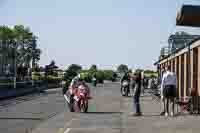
[46,88,61,91]
[64,128,71,133]
[62,118,76,133]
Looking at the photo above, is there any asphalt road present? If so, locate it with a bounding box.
[31,82,200,133]
[2,82,200,133]
[32,82,122,133]
[0,82,122,133]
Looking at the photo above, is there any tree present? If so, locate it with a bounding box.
[64,70,77,81]
[112,72,118,81]
[89,64,98,78]
[144,69,155,74]
[89,64,97,72]
[68,64,82,74]
[135,69,143,74]
[128,69,132,73]
[64,64,82,81]
[0,25,15,41]
[13,25,39,68]
[0,26,15,58]
[25,36,41,68]
[103,70,114,81]
[96,70,104,83]
[0,25,42,73]
[117,64,128,74]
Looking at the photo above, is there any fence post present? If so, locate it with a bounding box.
[32,80,34,88]
[14,77,16,89]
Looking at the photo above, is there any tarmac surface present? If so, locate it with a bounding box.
[0,88,65,133]
[1,83,200,133]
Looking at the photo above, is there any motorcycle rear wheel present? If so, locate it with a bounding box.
[81,100,88,113]
[121,87,129,97]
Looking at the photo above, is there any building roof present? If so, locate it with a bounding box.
[154,37,200,65]
[176,5,200,27]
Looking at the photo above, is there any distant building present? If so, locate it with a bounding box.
[158,34,200,60]
[56,69,65,77]
[168,34,200,54]
[159,46,170,60]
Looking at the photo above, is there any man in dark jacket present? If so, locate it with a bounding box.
[132,72,142,116]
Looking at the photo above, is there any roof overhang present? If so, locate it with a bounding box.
[154,37,200,66]
[176,5,200,27]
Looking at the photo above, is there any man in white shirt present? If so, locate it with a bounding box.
[70,74,81,88]
[160,66,177,117]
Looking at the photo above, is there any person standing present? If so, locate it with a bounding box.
[141,71,145,95]
[132,72,142,116]
[160,66,177,117]
[160,69,166,116]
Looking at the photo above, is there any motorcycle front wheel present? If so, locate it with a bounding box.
[124,87,129,97]
[80,100,88,113]
[73,100,81,112]
[121,87,126,96]
[68,95,74,112]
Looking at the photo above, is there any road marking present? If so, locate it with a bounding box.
[64,118,75,127]
[64,128,71,133]
[57,118,74,133]
[46,88,61,91]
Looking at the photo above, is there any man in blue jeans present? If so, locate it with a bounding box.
[131,72,142,116]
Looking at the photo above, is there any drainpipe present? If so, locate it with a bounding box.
[187,41,191,95]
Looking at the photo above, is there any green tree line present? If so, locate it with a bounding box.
[0,25,41,69]
[64,64,118,83]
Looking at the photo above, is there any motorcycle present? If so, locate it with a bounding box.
[64,83,91,113]
[121,80,130,97]
[73,84,91,112]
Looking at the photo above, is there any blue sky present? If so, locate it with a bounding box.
[0,0,200,70]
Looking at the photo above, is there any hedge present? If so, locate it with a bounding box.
[79,70,117,83]
[32,71,62,82]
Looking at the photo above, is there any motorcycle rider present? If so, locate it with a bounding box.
[120,72,131,93]
[67,74,82,110]
[69,74,81,94]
